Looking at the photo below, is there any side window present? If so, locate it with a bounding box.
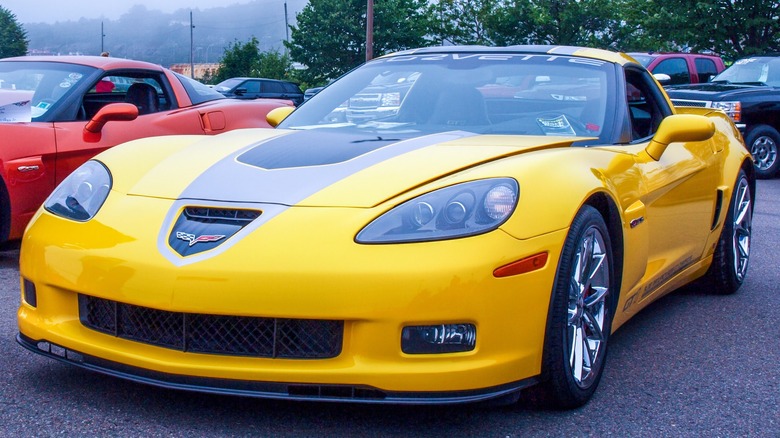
[244,81,261,94]
[82,73,170,120]
[283,82,301,94]
[653,58,691,85]
[695,58,718,83]
[625,69,670,141]
[264,81,285,94]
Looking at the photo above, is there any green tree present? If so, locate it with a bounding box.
[0,6,28,58]
[286,0,432,85]
[622,0,780,61]
[463,0,624,48]
[213,37,262,83]
[213,39,295,83]
[257,49,294,81]
[431,0,502,45]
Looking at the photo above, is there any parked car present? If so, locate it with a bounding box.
[18,45,754,410]
[303,86,324,101]
[629,52,726,86]
[666,55,780,178]
[214,77,304,105]
[0,55,293,243]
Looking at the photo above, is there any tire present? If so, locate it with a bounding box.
[702,169,753,294]
[746,125,780,179]
[535,205,615,409]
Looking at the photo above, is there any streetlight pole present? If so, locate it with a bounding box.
[101,22,105,53]
[190,11,195,78]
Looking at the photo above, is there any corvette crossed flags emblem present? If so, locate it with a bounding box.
[176,231,226,247]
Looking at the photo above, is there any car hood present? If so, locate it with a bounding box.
[109,128,582,208]
[665,82,770,100]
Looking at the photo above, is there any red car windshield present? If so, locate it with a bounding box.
[0,61,97,122]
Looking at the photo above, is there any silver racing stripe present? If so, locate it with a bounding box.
[158,130,477,265]
[178,130,476,205]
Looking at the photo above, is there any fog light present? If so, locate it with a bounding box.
[401,323,476,354]
[23,279,37,307]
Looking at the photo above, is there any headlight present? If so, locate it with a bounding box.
[44,160,112,221]
[356,178,518,243]
[711,101,741,122]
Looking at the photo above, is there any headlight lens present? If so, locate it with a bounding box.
[44,160,112,221]
[711,101,741,122]
[356,178,518,243]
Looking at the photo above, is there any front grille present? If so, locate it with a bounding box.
[671,98,711,108]
[79,295,343,359]
[184,207,260,223]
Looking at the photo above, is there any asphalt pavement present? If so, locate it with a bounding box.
[0,179,777,437]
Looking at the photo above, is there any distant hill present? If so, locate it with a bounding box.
[23,0,307,67]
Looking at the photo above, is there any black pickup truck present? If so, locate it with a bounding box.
[665,56,780,178]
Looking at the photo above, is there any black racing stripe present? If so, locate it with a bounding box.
[238,130,402,169]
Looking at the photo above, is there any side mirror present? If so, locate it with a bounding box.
[234,87,247,96]
[645,114,715,160]
[266,106,295,127]
[83,103,139,141]
[653,73,672,85]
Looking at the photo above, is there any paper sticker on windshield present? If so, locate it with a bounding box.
[537,114,576,136]
[0,90,33,122]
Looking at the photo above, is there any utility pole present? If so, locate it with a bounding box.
[101,22,105,53]
[366,0,374,61]
[190,11,195,78]
[284,1,290,52]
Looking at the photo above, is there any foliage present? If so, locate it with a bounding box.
[286,0,432,86]
[0,6,28,58]
[619,0,780,61]
[257,50,294,80]
[212,38,294,84]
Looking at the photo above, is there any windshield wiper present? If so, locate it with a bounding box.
[351,136,401,143]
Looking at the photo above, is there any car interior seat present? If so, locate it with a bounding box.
[125,82,159,115]
[428,86,490,127]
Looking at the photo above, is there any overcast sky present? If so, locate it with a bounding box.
[4,0,255,24]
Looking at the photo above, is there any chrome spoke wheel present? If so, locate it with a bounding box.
[566,225,610,388]
[732,176,752,282]
[750,135,777,172]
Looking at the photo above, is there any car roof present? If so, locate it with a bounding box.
[383,45,634,66]
[627,52,722,58]
[0,55,166,72]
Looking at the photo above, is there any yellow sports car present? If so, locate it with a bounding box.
[17,46,754,408]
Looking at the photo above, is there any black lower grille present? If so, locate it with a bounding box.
[78,295,343,359]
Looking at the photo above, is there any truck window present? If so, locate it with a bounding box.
[653,58,690,85]
[695,58,718,83]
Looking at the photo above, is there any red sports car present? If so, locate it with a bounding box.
[0,56,293,243]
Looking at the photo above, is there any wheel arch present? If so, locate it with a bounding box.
[582,191,624,318]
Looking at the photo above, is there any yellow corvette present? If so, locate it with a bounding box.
[17,46,754,408]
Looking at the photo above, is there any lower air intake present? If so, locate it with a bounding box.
[78,294,343,359]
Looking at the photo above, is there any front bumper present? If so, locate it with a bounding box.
[18,198,567,403]
[17,333,537,404]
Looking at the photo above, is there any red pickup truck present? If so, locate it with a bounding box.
[629,52,726,86]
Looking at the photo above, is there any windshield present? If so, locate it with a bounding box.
[0,61,96,122]
[214,78,244,93]
[713,57,780,86]
[280,52,614,139]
